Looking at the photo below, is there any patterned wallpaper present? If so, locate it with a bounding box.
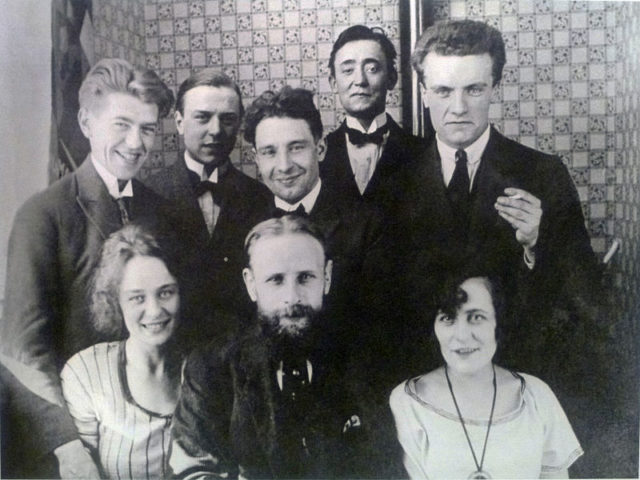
[93,0,404,180]
[616,2,640,326]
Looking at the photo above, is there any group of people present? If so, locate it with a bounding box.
[0,19,605,479]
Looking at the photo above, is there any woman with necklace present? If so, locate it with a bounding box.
[390,272,583,479]
[60,224,185,478]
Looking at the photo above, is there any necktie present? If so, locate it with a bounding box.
[346,124,389,147]
[274,203,307,217]
[117,179,129,193]
[194,180,222,204]
[447,149,471,227]
[116,197,130,225]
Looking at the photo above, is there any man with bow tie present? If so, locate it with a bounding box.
[170,215,366,479]
[0,58,174,478]
[321,25,429,218]
[146,70,271,328]
[243,87,386,352]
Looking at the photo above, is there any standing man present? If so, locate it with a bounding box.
[170,216,366,479]
[146,71,271,325]
[242,87,385,348]
[0,58,174,477]
[406,19,600,328]
[322,25,428,215]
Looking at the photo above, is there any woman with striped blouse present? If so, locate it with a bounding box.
[61,224,184,478]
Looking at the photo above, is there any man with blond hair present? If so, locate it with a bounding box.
[0,58,173,478]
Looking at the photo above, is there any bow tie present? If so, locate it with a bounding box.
[346,124,389,146]
[194,180,222,203]
[274,204,307,218]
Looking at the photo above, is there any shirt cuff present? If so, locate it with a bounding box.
[523,247,536,270]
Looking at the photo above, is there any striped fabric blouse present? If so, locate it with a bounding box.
[61,341,173,479]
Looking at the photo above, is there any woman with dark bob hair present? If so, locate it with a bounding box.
[60,224,184,478]
[390,270,583,479]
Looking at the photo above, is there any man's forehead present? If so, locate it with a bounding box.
[183,85,240,111]
[255,117,314,145]
[249,233,325,267]
[336,39,386,62]
[423,52,493,83]
[91,91,159,119]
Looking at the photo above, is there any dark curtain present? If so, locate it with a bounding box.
[50,0,92,183]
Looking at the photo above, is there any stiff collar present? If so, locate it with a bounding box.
[345,111,388,134]
[436,125,491,167]
[274,178,322,213]
[184,151,221,182]
[91,155,133,198]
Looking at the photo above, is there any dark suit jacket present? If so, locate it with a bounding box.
[398,128,601,367]
[0,158,168,451]
[321,115,428,219]
[145,158,272,331]
[265,184,387,353]
[171,328,365,479]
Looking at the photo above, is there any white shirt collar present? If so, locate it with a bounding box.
[91,155,133,198]
[345,111,388,134]
[184,151,219,182]
[274,178,322,213]
[436,125,491,167]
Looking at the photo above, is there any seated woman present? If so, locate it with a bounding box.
[61,224,184,478]
[390,272,583,479]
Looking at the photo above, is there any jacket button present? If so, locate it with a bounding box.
[223,257,229,262]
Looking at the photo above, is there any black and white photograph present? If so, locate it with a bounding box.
[0,0,638,478]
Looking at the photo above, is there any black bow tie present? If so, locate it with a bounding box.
[346,124,389,146]
[194,180,222,203]
[274,204,307,218]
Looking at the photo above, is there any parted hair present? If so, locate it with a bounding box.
[79,58,174,117]
[175,69,244,117]
[243,86,323,146]
[90,224,180,336]
[411,19,506,86]
[328,24,398,86]
[244,215,327,268]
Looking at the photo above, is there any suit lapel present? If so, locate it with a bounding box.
[74,159,121,240]
[468,129,513,245]
[323,123,361,199]
[308,184,342,239]
[363,115,404,197]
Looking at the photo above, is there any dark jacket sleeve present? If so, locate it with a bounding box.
[0,194,80,451]
[170,344,238,479]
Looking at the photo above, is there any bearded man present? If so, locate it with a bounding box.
[170,215,366,479]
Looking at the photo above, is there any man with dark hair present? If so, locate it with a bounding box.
[243,86,384,346]
[145,70,271,325]
[170,215,366,479]
[0,58,174,477]
[405,19,600,330]
[322,25,428,217]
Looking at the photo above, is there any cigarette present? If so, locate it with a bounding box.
[509,193,523,200]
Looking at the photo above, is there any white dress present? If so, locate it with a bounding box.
[390,371,583,479]
[60,341,174,479]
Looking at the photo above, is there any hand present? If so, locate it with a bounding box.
[54,439,101,479]
[494,187,542,250]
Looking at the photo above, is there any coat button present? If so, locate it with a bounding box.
[223,257,229,262]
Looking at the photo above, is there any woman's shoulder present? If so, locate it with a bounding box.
[64,341,122,370]
[390,368,446,408]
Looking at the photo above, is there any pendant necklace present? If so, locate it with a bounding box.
[445,363,497,480]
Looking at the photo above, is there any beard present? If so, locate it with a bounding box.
[258,303,322,355]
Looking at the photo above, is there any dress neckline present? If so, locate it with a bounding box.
[117,340,174,419]
[404,370,527,426]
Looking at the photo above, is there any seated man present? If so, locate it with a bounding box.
[242,86,388,350]
[170,215,365,479]
[0,58,174,477]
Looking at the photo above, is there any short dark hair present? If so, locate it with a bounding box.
[79,58,174,118]
[244,215,327,268]
[90,224,181,336]
[329,25,398,85]
[411,20,506,86]
[175,69,244,117]
[243,86,323,146]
